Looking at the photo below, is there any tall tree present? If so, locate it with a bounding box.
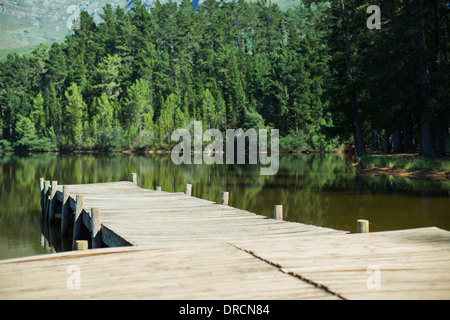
[63,83,86,148]
[414,0,433,157]
[337,0,365,156]
[123,78,154,130]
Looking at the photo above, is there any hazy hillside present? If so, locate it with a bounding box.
[0,1,159,58]
[0,0,302,60]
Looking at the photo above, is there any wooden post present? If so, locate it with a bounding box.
[357,219,370,233]
[75,240,88,251]
[43,180,50,217]
[39,178,44,214]
[61,186,71,237]
[91,208,102,249]
[39,178,44,209]
[72,195,84,250]
[156,186,162,192]
[48,180,58,224]
[221,192,229,206]
[131,173,137,185]
[45,195,51,221]
[274,205,283,220]
[185,184,192,196]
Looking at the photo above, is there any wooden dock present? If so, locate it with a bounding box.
[0,175,449,300]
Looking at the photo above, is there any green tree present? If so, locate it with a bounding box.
[44,43,67,94]
[43,83,62,137]
[14,116,36,141]
[201,88,216,129]
[95,93,114,129]
[123,78,154,130]
[96,54,122,98]
[63,83,86,148]
[31,92,46,137]
[0,88,20,140]
[157,92,183,146]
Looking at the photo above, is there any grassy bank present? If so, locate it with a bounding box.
[356,153,450,180]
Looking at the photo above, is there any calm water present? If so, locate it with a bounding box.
[0,152,449,260]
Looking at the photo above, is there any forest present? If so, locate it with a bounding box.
[0,0,448,156]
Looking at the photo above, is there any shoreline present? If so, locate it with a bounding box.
[355,153,450,181]
[354,165,450,181]
[3,149,449,181]
[1,149,347,155]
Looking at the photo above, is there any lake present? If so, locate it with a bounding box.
[0,152,449,260]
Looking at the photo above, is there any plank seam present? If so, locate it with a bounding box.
[229,243,347,300]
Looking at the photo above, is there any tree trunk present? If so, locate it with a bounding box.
[431,0,447,157]
[435,116,446,156]
[419,113,433,157]
[444,118,449,139]
[403,124,414,152]
[353,107,365,156]
[394,128,403,153]
[371,128,378,151]
[340,0,365,156]
[415,0,433,157]
[384,131,391,154]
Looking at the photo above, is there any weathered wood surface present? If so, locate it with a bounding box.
[231,227,450,300]
[54,181,345,247]
[1,180,449,300]
[0,244,339,300]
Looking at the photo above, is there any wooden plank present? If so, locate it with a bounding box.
[230,228,450,300]
[48,180,58,224]
[72,195,84,250]
[101,226,133,248]
[61,187,71,237]
[91,208,102,249]
[0,244,339,300]
[82,209,91,232]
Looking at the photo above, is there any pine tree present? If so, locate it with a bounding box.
[157,92,181,146]
[0,88,21,140]
[31,92,46,137]
[44,83,62,137]
[123,78,154,130]
[95,93,114,129]
[63,83,86,148]
[44,43,67,94]
[201,88,216,129]
[1,0,446,154]
[96,54,122,98]
[14,116,36,141]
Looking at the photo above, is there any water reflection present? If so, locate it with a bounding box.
[0,152,449,260]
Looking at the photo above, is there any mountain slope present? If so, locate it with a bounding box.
[0,0,302,60]
[0,1,150,57]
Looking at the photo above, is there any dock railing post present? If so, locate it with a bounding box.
[72,195,84,250]
[185,184,192,196]
[131,173,137,185]
[48,181,58,224]
[221,192,229,206]
[357,219,369,233]
[91,208,102,249]
[274,205,283,220]
[156,186,162,192]
[61,186,71,237]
